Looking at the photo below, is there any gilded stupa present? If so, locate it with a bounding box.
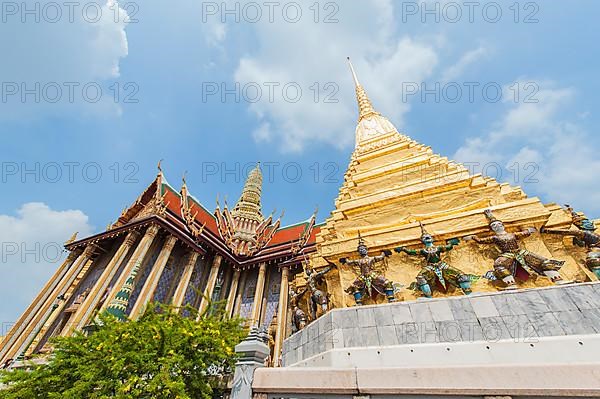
[305,58,594,308]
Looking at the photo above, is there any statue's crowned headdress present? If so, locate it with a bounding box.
[565,204,594,231]
[419,222,432,238]
[484,209,501,226]
[357,231,367,251]
[302,254,313,275]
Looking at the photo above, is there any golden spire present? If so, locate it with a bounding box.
[347,57,379,121]
[231,162,264,223]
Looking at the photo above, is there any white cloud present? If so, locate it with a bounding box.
[454,83,600,216]
[0,203,94,326]
[0,0,130,120]
[231,0,439,152]
[441,45,488,82]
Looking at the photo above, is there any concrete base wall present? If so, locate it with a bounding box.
[282,282,600,367]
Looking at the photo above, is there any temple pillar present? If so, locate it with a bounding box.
[225,269,241,318]
[0,249,80,363]
[171,251,200,309]
[28,256,96,355]
[197,254,223,318]
[249,263,267,326]
[129,235,178,319]
[6,245,96,363]
[273,266,289,367]
[64,230,140,335]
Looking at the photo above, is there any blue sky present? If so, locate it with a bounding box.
[1,0,599,325]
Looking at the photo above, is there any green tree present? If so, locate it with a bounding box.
[0,303,246,399]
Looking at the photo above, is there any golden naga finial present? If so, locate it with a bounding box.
[157,159,164,173]
[65,232,78,245]
[346,57,378,122]
[182,170,188,185]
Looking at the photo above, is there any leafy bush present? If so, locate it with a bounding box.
[0,303,246,399]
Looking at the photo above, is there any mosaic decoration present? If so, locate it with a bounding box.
[125,243,162,315]
[239,268,258,320]
[152,248,184,304]
[181,257,206,317]
[261,267,281,328]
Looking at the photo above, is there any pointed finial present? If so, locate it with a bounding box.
[346,57,378,122]
[65,232,78,245]
[347,57,360,87]
[182,171,188,185]
[157,159,163,173]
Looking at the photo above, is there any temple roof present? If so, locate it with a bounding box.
[67,166,320,265]
[159,178,317,251]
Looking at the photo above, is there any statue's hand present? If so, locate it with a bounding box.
[394,246,404,253]
[383,249,392,257]
[447,238,460,246]
[525,227,537,234]
[339,258,347,264]
[463,235,475,242]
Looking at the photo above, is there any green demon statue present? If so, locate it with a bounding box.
[395,223,476,298]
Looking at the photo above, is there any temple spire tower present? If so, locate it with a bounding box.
[231,162,264,226]
[215,163,282,256]
[346,57,405,148]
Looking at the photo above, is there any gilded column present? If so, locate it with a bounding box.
[224,269,241,318]
[129,235,178,319]
[27,256,96,355]
[249,263,267,326]
[64,230,140,335]
[197,254,223,318]
[0,248,82,364]
[171,251,199,309]
[272,266,289,367]
[7,245,96,363]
